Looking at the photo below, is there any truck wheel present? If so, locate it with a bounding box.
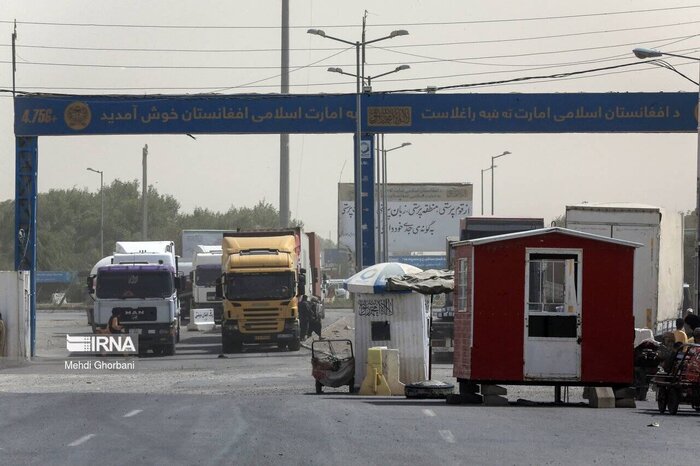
[657,388,667,414]
[287,338,301,352]
[668,388,680,415]
[163,344,176,356]
[222,335,241,353]
[152,346,164,356]
[277,342,287,351]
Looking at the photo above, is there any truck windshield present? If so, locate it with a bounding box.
[195,264,220,286]
[225,272,294,301]
[96,271,174,299]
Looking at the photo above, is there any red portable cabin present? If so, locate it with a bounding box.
[452,227,639,389]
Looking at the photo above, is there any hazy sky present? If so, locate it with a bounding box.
[2,1,699,241]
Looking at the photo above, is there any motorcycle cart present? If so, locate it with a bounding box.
[653,343,700,415]
[311,339,355,394]
[633,339,664,401]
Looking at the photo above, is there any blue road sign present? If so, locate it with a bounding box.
[15,92,698,136]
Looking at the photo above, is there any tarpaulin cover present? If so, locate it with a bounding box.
[385,269,454,295]
[345,262,423,294]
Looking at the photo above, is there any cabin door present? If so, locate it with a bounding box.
[524,249,582,380]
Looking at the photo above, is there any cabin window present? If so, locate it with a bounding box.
[525,252,580,339]
[527,254,578,313]
[456,258,468,312]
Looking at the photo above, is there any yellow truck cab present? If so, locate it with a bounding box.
[218,229,313,352]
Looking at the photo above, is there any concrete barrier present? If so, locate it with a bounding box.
[188,307,215,332]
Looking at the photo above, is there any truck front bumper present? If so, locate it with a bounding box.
[222,319,299,344]
[123,323,176,348]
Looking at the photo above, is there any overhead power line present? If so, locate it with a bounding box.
[386,61,675,93]
[2,19,700,53]
[1,59,690,95]
[5,37,699,71]
[1,5,699,29]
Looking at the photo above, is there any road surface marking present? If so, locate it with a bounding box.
[68,434,95,447]
[123,409,143,418]
[439,430,455,444]
[422,409,436,417]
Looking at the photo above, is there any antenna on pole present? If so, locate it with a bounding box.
[11,19,17,96]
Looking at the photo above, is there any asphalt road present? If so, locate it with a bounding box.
[0,309,697,465]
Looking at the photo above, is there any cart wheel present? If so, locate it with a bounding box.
[657,387,667,414]
[315,380,323,394]
[668,388,680,415]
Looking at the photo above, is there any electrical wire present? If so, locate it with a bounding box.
[5,38,699,71]
[4,19,698,54]
[1,5,699,29]
[385,60,682,93]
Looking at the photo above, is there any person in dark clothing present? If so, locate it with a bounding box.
[685,312,700,332]
[108,309,124,334]
[299,295,312,340]
[308,296,323,339]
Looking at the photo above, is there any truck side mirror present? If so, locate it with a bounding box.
[86,276,95,294]
[215,277,224,299]
[298,271,307,297]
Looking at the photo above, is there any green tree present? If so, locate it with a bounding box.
[0,181,302,276]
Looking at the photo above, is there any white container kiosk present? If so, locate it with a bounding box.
[346,263,430,389]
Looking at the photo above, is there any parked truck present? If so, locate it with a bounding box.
[181,229,229,264]
[217,228,322,353]
[192,245,224,324]
[565,203,684,332]
[88,241,181,355]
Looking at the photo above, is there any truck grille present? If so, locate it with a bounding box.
[242,307,282,332]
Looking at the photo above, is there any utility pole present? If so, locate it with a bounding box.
[279,0,290,227]
[11,20,17,96]
[142,144,148,240]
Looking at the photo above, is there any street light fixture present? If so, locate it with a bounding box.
[633,46,700,313]
[308,27,409,270]
[490,151,511,215]
[379,141,411,262]
[86,167,104,257]
[328,65,411,92]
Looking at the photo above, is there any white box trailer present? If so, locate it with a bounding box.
[565,203,684,332]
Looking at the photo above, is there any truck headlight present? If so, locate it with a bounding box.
[284,318,297,331]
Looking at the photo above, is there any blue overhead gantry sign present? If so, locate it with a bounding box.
[12,91,699,356]
[15,92,698,135]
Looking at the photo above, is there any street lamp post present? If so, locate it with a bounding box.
[480,166,495,216]
[86,167,104,257]
[380,142,411,262]
[490,151,511,215]
[308,27,409,271]
[633,47,700,313]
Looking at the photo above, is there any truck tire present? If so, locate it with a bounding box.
[163,343,176,356]
[287,338,301,352]
[222,334,241,353]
